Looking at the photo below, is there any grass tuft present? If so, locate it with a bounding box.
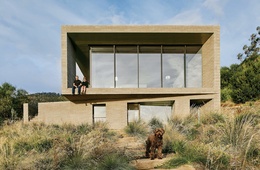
[124,120,148,137]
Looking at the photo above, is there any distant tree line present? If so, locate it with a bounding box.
[0,83,67,125]
[221,26,260,103]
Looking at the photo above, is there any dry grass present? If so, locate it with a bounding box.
[0,122,134,170]
[159,101,260,170]
[0,102,259,169]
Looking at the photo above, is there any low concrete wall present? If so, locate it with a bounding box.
[35,94,217,129]
[38,101,92,125]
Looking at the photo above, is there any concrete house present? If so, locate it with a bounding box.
[32,25,220,129]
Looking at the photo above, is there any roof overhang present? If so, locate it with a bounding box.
[68,32,212,57]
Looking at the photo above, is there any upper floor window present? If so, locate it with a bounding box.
[139,46,161,88]
[186,46,202,88]
[90,45,202,88]
[91,46,114,88]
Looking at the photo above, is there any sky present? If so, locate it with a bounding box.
[0,0,259,94]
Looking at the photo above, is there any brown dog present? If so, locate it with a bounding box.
[145,128,165,160]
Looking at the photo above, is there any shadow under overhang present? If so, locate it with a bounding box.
[68,32,212,79]
[68,32,212,56]
[63,93,215,103]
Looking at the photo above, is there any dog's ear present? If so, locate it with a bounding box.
[161,128,165,134]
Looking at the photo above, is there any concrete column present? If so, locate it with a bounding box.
[174,97,190,118]
[67,37,76,88]
[23,103,29,123]
[106,101,127,129]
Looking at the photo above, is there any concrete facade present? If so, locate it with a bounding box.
[35,25,220,129]
[23,103,29,123]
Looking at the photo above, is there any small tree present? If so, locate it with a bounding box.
[230,56,260,103]
[231,27,260,103]
[0,82,29,123]
[237,26,260,61]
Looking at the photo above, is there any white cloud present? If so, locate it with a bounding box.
[166,9,204,25]
[203,0,227,16]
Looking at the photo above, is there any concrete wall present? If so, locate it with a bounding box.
[106,101,128,129]
[38,101,92,125]
[201,26,220,112]
[36,94,215,129]
[174,97,190,118]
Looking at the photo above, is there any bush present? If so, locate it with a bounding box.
[230,55,260,103]
[219,111,259,147]
[61,152,90,170]
[124,120,147,137]
[162,129,185,154]
[201,112,225,125]
[160,157,189,168]
[97,153,135,170]
[221,87,232,102]
[148,117,164,131]
[159,142,207,168]
[160,142,230,170]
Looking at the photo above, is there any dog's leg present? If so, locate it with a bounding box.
[150,145,156,160]
[145,140,150,158]
[157,145,163,159]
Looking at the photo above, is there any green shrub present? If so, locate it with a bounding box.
[61,152,90,170]
[160,157,189,168]
[160,142,230,169]
[97,153,135,170]
[246,144,260,166]
[221,87,232,102]
[148,117,164,131]
[201,112,225,125]
[220,112,259,147]
[35,138,53,152]
[124,120,147,137]
[186,127,200,140]
[33,156,54,170]
[14,137,53,154]
[171,140,186,154]
[74,124,92,135]
[159,142,207,168]
[230,56,260,103]
[205,146,230,170]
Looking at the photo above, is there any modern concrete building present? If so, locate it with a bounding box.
[35,25,220,129]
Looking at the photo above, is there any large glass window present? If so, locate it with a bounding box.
[116,46,138,88]
[127,103,139,123]
[163,46,184,88]
[139,46,161,88]
[91,47,114,88]
[90,45,202,88]
[140,104,172,123]
[127,102,173,124]
[186,46,202,88]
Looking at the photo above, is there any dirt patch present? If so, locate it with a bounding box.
[115,133,195,170]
